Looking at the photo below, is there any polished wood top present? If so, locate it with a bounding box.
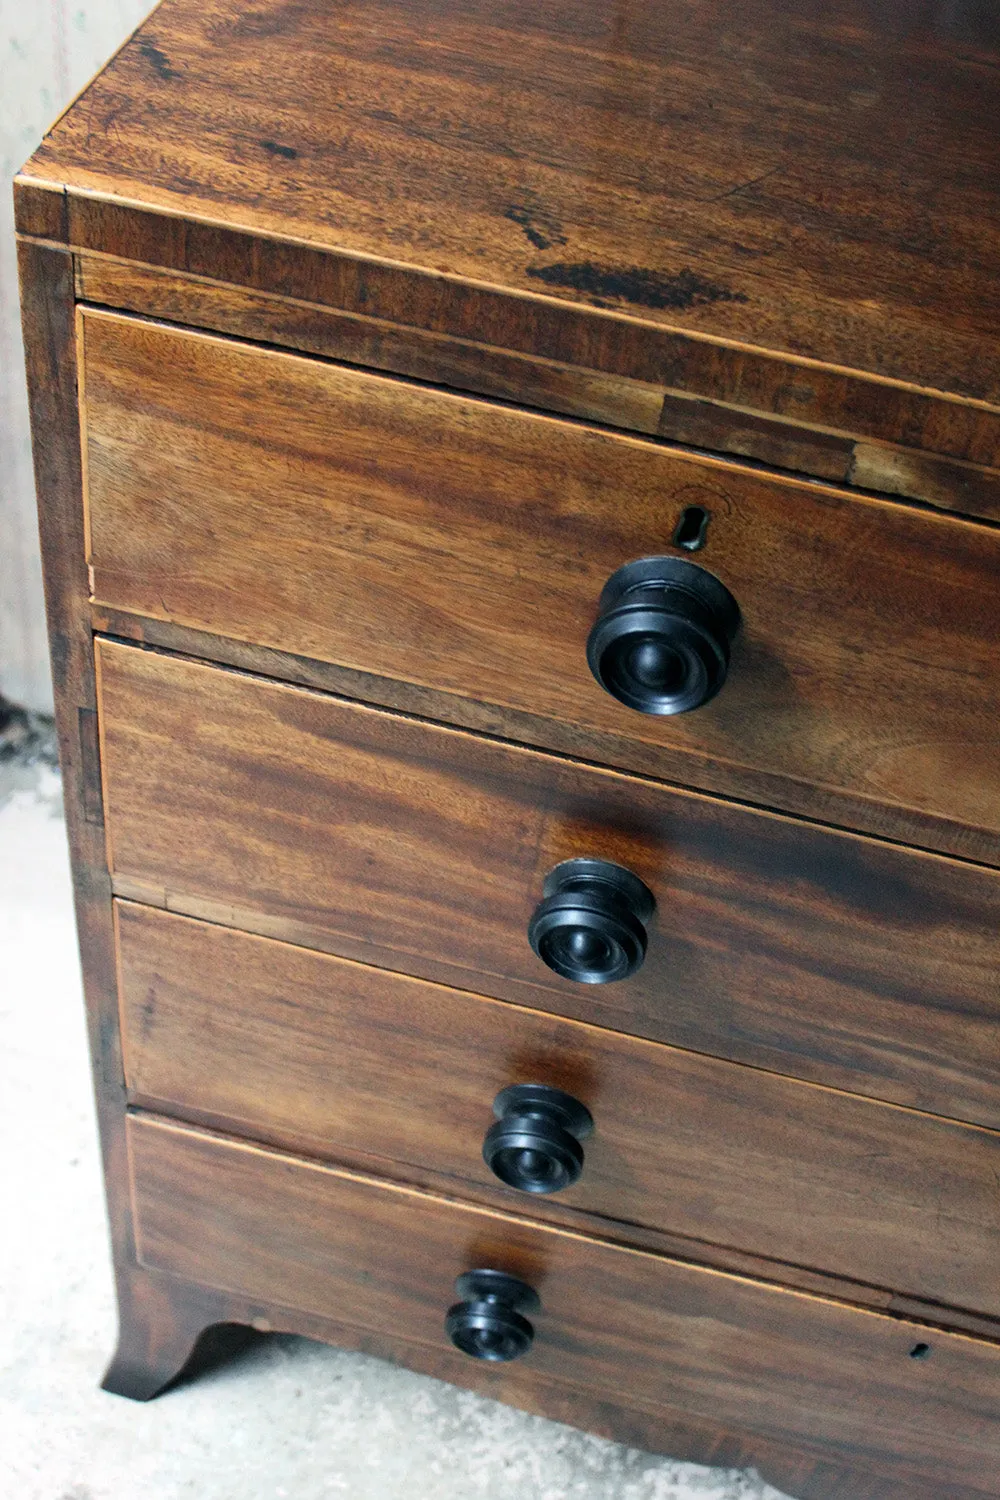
[18,0,1000,403]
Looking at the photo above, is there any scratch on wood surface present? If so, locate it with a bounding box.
[704,165,782,203]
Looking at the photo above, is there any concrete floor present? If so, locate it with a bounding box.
[0,758,794,1500]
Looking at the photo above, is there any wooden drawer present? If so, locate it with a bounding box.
[129,1113,1000,1495]
[80,309,1000,862]
[118,901,1000,1320]
[96,640,1000,1129]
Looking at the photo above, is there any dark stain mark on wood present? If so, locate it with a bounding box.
[139,40,179,81]
[527,261,749,311]
[505,200,567,251]
[226,6,305,40]
[140,985,158,1041]
[260,140,299,160]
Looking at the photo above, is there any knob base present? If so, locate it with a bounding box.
[453,1270,541,1311]
[490,1083,595,1141]
[541,858,655,924]
[596,555,740,637]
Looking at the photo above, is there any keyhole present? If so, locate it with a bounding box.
[673,505,710,552]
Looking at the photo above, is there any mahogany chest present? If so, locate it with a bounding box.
[16,1,1000,1494]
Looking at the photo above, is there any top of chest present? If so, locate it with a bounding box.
[16,0,1000,489]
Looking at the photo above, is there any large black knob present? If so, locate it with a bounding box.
[445,1270,540,1362]
[483,1083,594,1194]
[587,556,740,715]
[528,857,655,984]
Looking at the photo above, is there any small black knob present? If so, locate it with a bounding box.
[528,857,655,984]
[587,556,740,715]
[483,1083,594,1194]
[445,1269,541,1362]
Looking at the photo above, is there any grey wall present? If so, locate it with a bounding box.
[1,0,153,712]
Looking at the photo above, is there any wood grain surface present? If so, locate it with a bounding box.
[89,1260,997,1500]
[16,242,142,1288]
[36,192,1000,502]
[75,255,668,439]
[116,901,1000,1320]
[14,238,205,1408]
[129,1112,1000,1496]
[80,312,1000,863]
[24,2,1000,1483]
[96,642,1000,1130]
[74,255,1000,520]
[18,0,1000,416]
[85,599,1000,870]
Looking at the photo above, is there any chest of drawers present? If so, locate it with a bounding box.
[16,1,1000,1495]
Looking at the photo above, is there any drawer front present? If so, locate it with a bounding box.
[129,1114,1000,1492]
[97,640,1000,1129]
[118,901,1000,1319]
[80,310,1000,860]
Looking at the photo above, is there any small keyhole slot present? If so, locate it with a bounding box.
[673,505,710,552]
[909,1342,931,1360]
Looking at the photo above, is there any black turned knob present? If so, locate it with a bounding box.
[483,1083,594,1194]
[445,1269,541,1362]
[528,857,655,984]
[587,556,740,715]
